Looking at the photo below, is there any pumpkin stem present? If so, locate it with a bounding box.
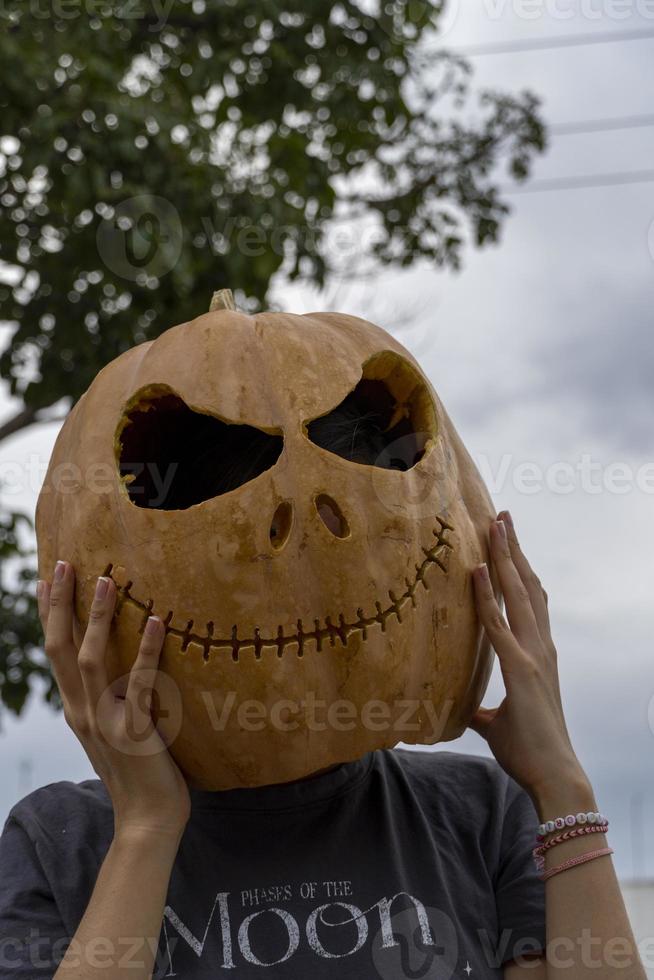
[209,288,237,312]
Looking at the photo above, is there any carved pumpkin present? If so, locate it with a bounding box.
[36,290,496,790]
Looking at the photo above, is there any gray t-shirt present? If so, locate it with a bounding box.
[0,748,546,978]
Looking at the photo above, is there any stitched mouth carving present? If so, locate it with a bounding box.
[103,516,454,663]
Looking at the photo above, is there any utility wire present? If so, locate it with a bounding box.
[503,169,654,194]
[550,112,654,136]
[448,25,654,57]
[501,115,654,193]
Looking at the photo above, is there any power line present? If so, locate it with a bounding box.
[502,169,654,194]
[550,112,654,136]
[449,25,654,57]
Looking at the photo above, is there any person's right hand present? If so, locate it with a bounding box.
[38,561,191,838]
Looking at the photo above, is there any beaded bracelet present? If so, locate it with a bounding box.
[538,811,607,839]
[532,823,608,872]
[540,846,614,882]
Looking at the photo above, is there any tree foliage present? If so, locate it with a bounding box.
[0,512,58,715]
[0,0,546,714]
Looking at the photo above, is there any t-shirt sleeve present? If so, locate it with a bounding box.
[494,780,547,965]
[0,814,70,978]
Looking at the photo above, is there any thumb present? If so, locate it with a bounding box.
[468,705,497,739]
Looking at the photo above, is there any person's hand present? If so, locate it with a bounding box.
[38,561,191,837]
[468,511,592,807]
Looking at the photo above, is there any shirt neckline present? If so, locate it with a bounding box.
[188,751,375,812]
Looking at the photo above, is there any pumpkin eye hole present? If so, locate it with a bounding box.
[117,387,283,511]
[305,351,435,471]
[315,494,349,538]
[270,500,293,550]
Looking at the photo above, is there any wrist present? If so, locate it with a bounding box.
[529,770,597,822]
[113,820,188,851]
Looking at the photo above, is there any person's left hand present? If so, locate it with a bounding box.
[468,510,591,806]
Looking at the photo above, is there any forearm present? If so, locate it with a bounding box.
[53,827,181,979]
[533,773,646,979]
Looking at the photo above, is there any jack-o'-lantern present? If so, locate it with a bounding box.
[36,290,497,790]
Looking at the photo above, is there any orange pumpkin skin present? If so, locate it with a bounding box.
[36,304,497,790]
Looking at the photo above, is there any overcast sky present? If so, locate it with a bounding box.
[1,4,653,884]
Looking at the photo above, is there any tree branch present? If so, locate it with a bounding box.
[0,407,38,443]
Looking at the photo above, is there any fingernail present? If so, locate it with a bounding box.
[504,510,515,530]
[477,562,490,580]
[95,576,110,599]
[54,561,66,581]
[496,520,507,540]
[36,579,44,599]
[145,615,161,635]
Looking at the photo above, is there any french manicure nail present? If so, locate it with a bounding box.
[36,579,44,599]
[95,576,110,599]
[496,520,507,540]
[145,615,161,635]
[54,561,66,581]
[477,562,490,580]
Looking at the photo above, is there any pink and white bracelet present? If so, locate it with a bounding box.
[533,807,611,878]
[532,823,608,872]
[537,811,607,840]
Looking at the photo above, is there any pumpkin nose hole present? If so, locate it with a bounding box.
[315,494,349,539]
[270,501,293,550]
